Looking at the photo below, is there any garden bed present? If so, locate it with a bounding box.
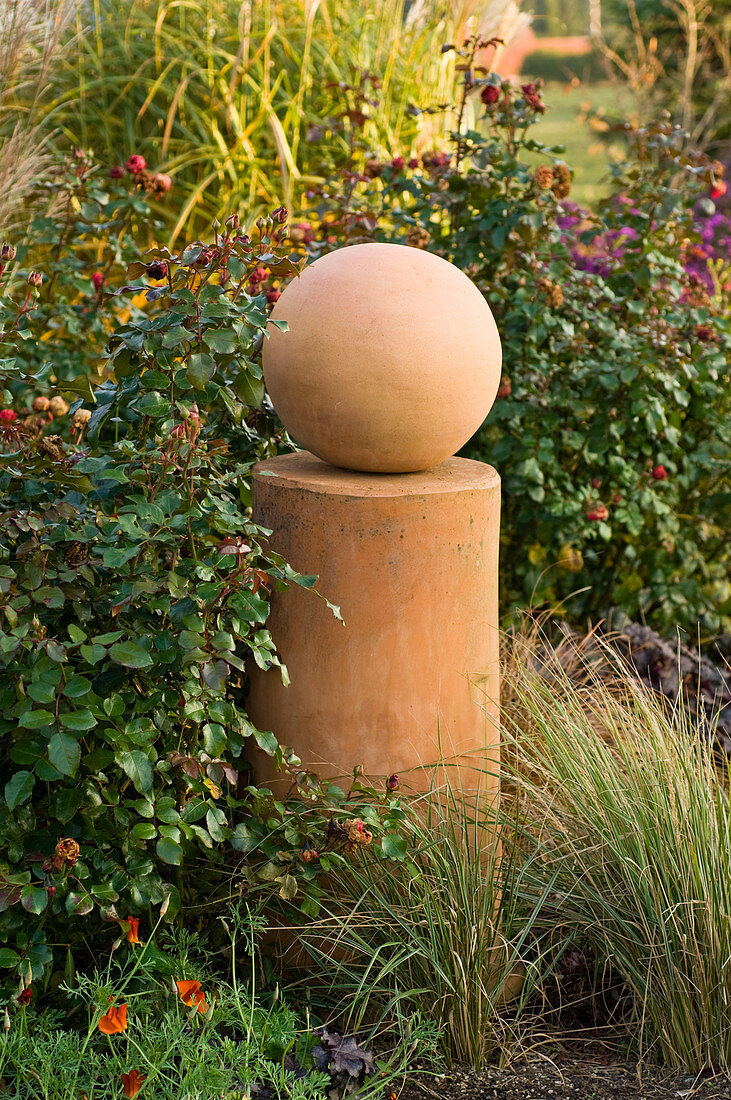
[405,1049,731,1100]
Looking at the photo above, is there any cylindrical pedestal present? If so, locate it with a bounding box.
[247,452,500,795]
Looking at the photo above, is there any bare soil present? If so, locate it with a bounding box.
[403,1046,731,1100]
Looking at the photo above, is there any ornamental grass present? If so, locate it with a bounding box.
[502,622,731,1071]
[292,776,552,1071]
[26,0,480,237]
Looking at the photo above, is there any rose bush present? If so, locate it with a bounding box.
[0,179,406,993]
[301,44,730,633]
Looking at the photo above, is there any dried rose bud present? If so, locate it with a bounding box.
[17,987,32,1006]
[146,260,167,281]
[289,222,314,245]
[405,225,431,249]
[27,271,43,287]
[49,396,69,418]
[54,837,80,867]
[192,247,215,267]
[551,163,571,199]
[408,157,419,169]
[481,84,500,106]
[33,396,50,412]
[534,164,554,190]
[153,172,172,193]
[364,159,385,179]
[125,154,146,175]
[390,155,405,172]
[72,408,92,430]
[590,477,602,489]
[345,818,373,845]
[521,82,546,113]
[109,165,126,179]
[92,271,104,290]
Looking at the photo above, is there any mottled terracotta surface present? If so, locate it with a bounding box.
[263,243,502,473]
[247,452,501,797]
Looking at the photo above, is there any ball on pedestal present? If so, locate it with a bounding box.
[263,243,502,473]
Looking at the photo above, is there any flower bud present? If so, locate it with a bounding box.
[651,465,668,480]
[154,172,172,194]
[27,271,43,287]
[146,260,167,281]
[49,396,69,418]
[92,271,104,290]
[387,773,400,791]
[0,408,17,423]
[33,396,50,412]
[271,205,287,223]
[125,154,146,175]
[1,243,16,261]
[109,165,126,179]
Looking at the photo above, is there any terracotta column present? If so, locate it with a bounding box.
[248,453,500,794]
[247,242,503,798]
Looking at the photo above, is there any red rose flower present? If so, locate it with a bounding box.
[481,84,500,106]
[125,154,146,175]
[651,465,667,480]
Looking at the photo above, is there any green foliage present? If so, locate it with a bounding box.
[19,0,462,239]
[7,151,170,385]
[304,46,730,632]
[0,193,404,990]
[503,625,731,1071]
[0,905,431,1098]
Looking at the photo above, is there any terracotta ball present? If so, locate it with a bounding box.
[263,242,502,473]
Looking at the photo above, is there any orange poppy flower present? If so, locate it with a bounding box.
[121,1069,146,1097]
[124,916,140,944]
[175,979,206,1014]
[17,987,32,1006]
[98,1003,127,1034]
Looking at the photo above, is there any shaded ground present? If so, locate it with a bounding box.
[403,1048,731,1100]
